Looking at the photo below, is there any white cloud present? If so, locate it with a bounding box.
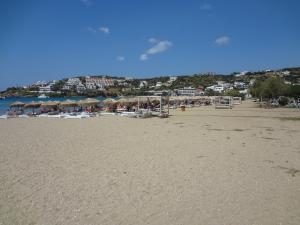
[99,27,110,34]
[140,54,148,61]
[116,56,125,62]
[148,38,159,44]
[80,0,92,7]
[140,39,172,61]
[215,36,230,46]
[86,26,97,33]
[86,26,110,34]
[146,40,172,55]
[200,3,212,10]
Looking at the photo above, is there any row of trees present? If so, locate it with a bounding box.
[250,77,300,99]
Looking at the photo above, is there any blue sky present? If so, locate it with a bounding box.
[0,0,300,90]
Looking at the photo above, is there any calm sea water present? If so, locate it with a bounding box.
[0,96,105,115]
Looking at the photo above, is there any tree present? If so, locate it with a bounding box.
[205,89,220,96]
[51,80,66,92]
[250,77,289,99]
[223,89,239,97]
[288,85,300,98]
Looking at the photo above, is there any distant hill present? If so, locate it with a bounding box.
[1,67,299,98]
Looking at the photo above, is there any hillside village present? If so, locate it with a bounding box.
[1,67,300,99]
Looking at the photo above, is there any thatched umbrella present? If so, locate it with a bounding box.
[40,101,59,108]
[24,101,41,114]
[103,98,117,104]
[78,98,100,106]
[60,99,78,107]
[9,101,25,114]
[117,97,130,104]
[10,101,25,107]
[41,101,59,111]
[133,97,148,103]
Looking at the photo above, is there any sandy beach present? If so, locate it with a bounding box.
[0,101,299,225]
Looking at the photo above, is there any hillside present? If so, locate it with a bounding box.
[1,67,299,98]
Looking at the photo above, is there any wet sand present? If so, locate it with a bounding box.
[0,101,300,225]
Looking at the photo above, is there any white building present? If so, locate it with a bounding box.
[67,78,81,85]
[169,76,177,83]
[282,70,290,75]
[239,89,252,98]
[214,85,225,93]
[85,83,95,90]
[34,81,48,87]
[206,85,224,93]
[76,83,86,93]
[125,77,134,81]
[139,81,148,88]
[249,79,256,86]
[39,85,52,93]
[234,81,246,89]
[156,82,162,87]
[63,78,85,91]
[85,76,114,90]
[177,87,202,96]
[235,71,248,77]
[216,81,225,85]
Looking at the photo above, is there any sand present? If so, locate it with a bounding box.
[0,101,300,225]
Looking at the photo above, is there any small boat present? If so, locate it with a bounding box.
[38,94,49,99]
[0,96,5,99]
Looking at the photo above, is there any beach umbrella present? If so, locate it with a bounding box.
[117,97,130,103]
[40,101,59,107]
[103,98,117,104]
[10,101,25,108]
[60,100,78,107]
[78,98,100,106]
[128,97,140,103]
[135,97,150,103]
[24,101,41,114]
[24,101,41,108]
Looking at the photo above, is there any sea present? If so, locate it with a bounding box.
[0,96,105,115]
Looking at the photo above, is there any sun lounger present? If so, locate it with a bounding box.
[48,111,59,115]
[18,114,29,118]
[99,112,117,116]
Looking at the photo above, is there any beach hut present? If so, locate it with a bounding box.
[136,95,168,117]
[233,97,242,105]
[214,96,233,109]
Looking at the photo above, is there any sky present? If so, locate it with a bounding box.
[0,0,300,90]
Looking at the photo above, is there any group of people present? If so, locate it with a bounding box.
[104,101,162,113]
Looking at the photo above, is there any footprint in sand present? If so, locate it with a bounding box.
[275,166,300,177]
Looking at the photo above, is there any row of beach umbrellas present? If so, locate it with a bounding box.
[169,96,212,101]
[10,98,101,109]
[10,97,143,108]
[10,96,213,109]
